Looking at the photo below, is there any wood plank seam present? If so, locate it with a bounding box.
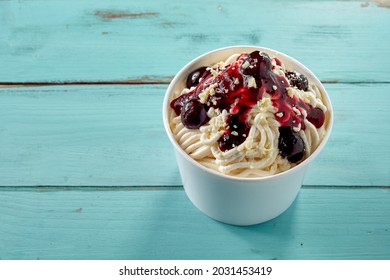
[0,186,388,191]
[1,81,390,88]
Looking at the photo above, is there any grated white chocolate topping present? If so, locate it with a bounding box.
[169,53,327,177]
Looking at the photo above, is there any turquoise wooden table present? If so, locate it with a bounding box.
[1,0,389,260]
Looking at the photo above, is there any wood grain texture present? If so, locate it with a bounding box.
[1,0,389,83]
[1,84,389,187]
[0,187,389,260]
[0,85,175,186]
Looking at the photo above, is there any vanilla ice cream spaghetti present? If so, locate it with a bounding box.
[169,51,327,177]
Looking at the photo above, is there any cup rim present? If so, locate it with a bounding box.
[162,45,334,182]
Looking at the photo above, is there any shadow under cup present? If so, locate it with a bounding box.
[163,46,333,226]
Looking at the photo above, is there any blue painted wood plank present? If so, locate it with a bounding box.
[0,85,176,186]
[0,84,389,187]
[0,187,389,260]
[1,0,389,83]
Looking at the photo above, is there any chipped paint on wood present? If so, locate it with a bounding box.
[372,0,390,8]
[94,11,159,20]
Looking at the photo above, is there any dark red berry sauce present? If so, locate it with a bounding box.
[170,51,325,163]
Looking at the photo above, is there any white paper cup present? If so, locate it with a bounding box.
[163,46,333,226]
